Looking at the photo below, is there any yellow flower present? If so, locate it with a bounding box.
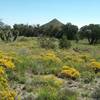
[41,51,61,63]
[0,51,17,99]
[61,66,80,79]
[88,61,100,70]
[0,59,15,69]
[0,67,4,75]
[4,60,15,69]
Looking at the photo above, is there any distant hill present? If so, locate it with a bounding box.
[41,18,64,30]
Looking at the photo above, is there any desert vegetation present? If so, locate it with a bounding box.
[0,19,100,100]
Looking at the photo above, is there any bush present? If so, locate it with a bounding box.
[0,29,18,42]
[31,51,62,75]
[58,87,78,100]
[88,61,100,73]
[91,85,100,99]
[38,37,57,49]
[59,66,80,80]
[0,51,17,99]
[59,36,71,49]
[81,71,95,83]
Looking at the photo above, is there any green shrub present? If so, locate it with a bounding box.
[91,85,100,100]
[0,29,18,42]
[58,88,78,100]
[81,71,95,83]
[30,59,61,75]
[38,37,57,49]
[59,36,71,49]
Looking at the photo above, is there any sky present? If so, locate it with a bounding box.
[0,0,100,27]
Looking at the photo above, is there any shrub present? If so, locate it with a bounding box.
[58,87,78,100]
[91,85,100,99]
[59,36,71,49]
[31,75,64,89]
[38,37,57,49]
[88,61,100,73]
[31,51,62,75]
[0,29,18,42]
[41,51,61,63]
[59,66,80,79]
[0,51,17,99]
[81,71,95,83]
[42,75,64,88]
[16,75,26,84]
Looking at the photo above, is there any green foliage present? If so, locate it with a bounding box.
[81,71,95,83]
[37,87,78,100]
[79,24,100,44]
[61,23,78,40]
[41,19,64,37]
[58,88,78,100]
[30,59,61,75]
[59,36,71,49]
[91,85,100,99]
[38,37,57,49]
[0,36,99,99]
[0,26,19,42]
[13,24,43,37]
[15,56,33,74]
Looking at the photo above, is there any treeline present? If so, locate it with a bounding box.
[0,20,100,44]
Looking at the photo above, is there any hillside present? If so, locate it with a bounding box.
[41,18,64,30]
[0,37,100,99]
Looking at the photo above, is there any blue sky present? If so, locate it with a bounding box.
[0,0,100,27]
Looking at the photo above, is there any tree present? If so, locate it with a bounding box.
[61,23,78,40]
[42,25,60,37]
[13,24,44,37]
[79,24,100,44]
[0,23,19,42]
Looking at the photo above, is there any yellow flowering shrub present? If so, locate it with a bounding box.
[0,67,4,75]
[88,61,100,71]
[0,51,17,100]
[60,66,80,79]
[41,51,61,63]
[58,51,91,64]
[0,57,15,69]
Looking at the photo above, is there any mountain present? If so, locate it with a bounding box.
[41,18,64,30]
